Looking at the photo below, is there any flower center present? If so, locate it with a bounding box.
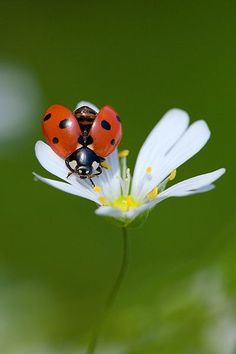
[112,195,140,212]
[94,150,177,210]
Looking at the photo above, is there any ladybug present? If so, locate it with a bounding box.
[42,103,122,187]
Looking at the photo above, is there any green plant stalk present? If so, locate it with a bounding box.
[86,227,129,354]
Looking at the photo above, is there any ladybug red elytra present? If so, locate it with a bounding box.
[42,103,122,187]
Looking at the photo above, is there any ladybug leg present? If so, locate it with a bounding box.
[92,167,102,177]
[65,158,76,178]
[67,171,74,178]
[88,168,103,187]
[96,166,102,175]
[89,178,95,188]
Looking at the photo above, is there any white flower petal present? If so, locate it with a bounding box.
[125,203,152,219]
[33,173,99,203]
[95,206,124,218]
[96,183,217,221]
[35,140,99,198]
[121,169,225,220]
[194,184,215,193]
[137,119,211,200]
[93,149,121,201]
[35,140,69,182]
[74,100,99,113]
[159,168,225,197]
[147,168,225,208]
[132,109,190,197]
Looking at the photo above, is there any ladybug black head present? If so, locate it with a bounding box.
[76,165,93,179]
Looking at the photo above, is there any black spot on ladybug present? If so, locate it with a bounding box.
[101,120,111,130]
[52,137,59,144]
[110,138,115,145]
[43,113,51,121]
[116,115,121,122]
[59,119,71,129]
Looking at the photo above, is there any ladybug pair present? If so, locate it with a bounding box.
[42,103,122,187]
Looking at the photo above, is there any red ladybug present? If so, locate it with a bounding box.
[42,103,122,187]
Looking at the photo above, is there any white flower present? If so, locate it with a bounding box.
[34,101,225,227]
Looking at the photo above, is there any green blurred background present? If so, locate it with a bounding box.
[0,0,235,353]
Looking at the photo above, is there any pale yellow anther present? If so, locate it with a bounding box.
[98,196,109,205]
[119,150,129,158]
[101,161,112,169]
[93,186,102,192]
[146,166,152,174]
[169,169,177,181]
[147,186,159,200]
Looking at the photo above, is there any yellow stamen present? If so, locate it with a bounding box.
[98,196,109,205]
[147,186,159,200]
[146,166,152,174]
[127,195,134,206]
[169,169,177,181]
[93,185,102,192]
[112,195,140,212]
[101,161,112,169]
[119,150,129,158]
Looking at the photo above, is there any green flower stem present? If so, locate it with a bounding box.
[86,227,129,354]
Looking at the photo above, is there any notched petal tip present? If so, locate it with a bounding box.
[131,107,191,197]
